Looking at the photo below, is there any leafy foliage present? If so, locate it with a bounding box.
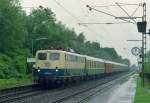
[0,0,27,53]
[0,0,27,78]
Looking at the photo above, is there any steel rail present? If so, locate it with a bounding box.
[51,71,134,103]
[0,71,134,103]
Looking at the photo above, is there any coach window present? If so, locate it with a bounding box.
[98,63,100,68]
[78,57,80,62]
[72,56,76,61]
[96,62,98,68]
[79,57,82,62]
[80,57,82,62]
[82,58,84,62]
[79,58,81,62]
[94,62,96,68]
[93,62,95,68]
[89,61,91,68]
[86,61,88,67]
[76,56,78,62]
[70,55,73,61]
[38,53,47,60]
[91,61,93,68]
[67,55,70,61]
[50,53,60,60]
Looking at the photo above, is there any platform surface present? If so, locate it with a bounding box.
[86,75,137,103]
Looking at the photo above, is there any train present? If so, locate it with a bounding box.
[33,50,129,85]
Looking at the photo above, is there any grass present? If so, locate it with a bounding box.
[0,75,33,89]
[134,76,150,103]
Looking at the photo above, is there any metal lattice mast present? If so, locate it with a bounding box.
[142,3,146,86]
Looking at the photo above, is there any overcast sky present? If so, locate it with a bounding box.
[21,0,150,64]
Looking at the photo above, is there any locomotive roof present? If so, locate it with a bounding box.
[37,50,127,66]
[36,50,85,57]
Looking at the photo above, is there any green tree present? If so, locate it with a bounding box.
[0,0,27,54]
[77,33,85,43]
[0,0,28,78]
[26,7,78,54]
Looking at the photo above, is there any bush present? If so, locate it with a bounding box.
[0,49,28,79]
[0,53,11,78]
[12,56,26,74]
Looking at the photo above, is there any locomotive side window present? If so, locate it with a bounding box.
[50,53,60,60]
[38,53,47,60]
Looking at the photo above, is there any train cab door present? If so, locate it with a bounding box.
[104,63,107,74]
[84,58,88,76]
[104,63,110,75]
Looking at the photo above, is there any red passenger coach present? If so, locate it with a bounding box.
[104,63,112,75]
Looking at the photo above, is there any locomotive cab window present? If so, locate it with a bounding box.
[50,53,60,60]
[38,53,47,60]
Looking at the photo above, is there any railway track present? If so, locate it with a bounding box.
[51,72,134,103]
[51,80,113,103]
[0,84,40,103]
[0,71,134,103]
[0,82,79,103]
[0,84,34,95]
[57,72,135,103]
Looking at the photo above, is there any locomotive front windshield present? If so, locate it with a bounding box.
[38,53,47,60]
[50,53,60,60]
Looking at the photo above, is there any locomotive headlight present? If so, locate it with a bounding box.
[37,69,40,72]
[56,69,58,72]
